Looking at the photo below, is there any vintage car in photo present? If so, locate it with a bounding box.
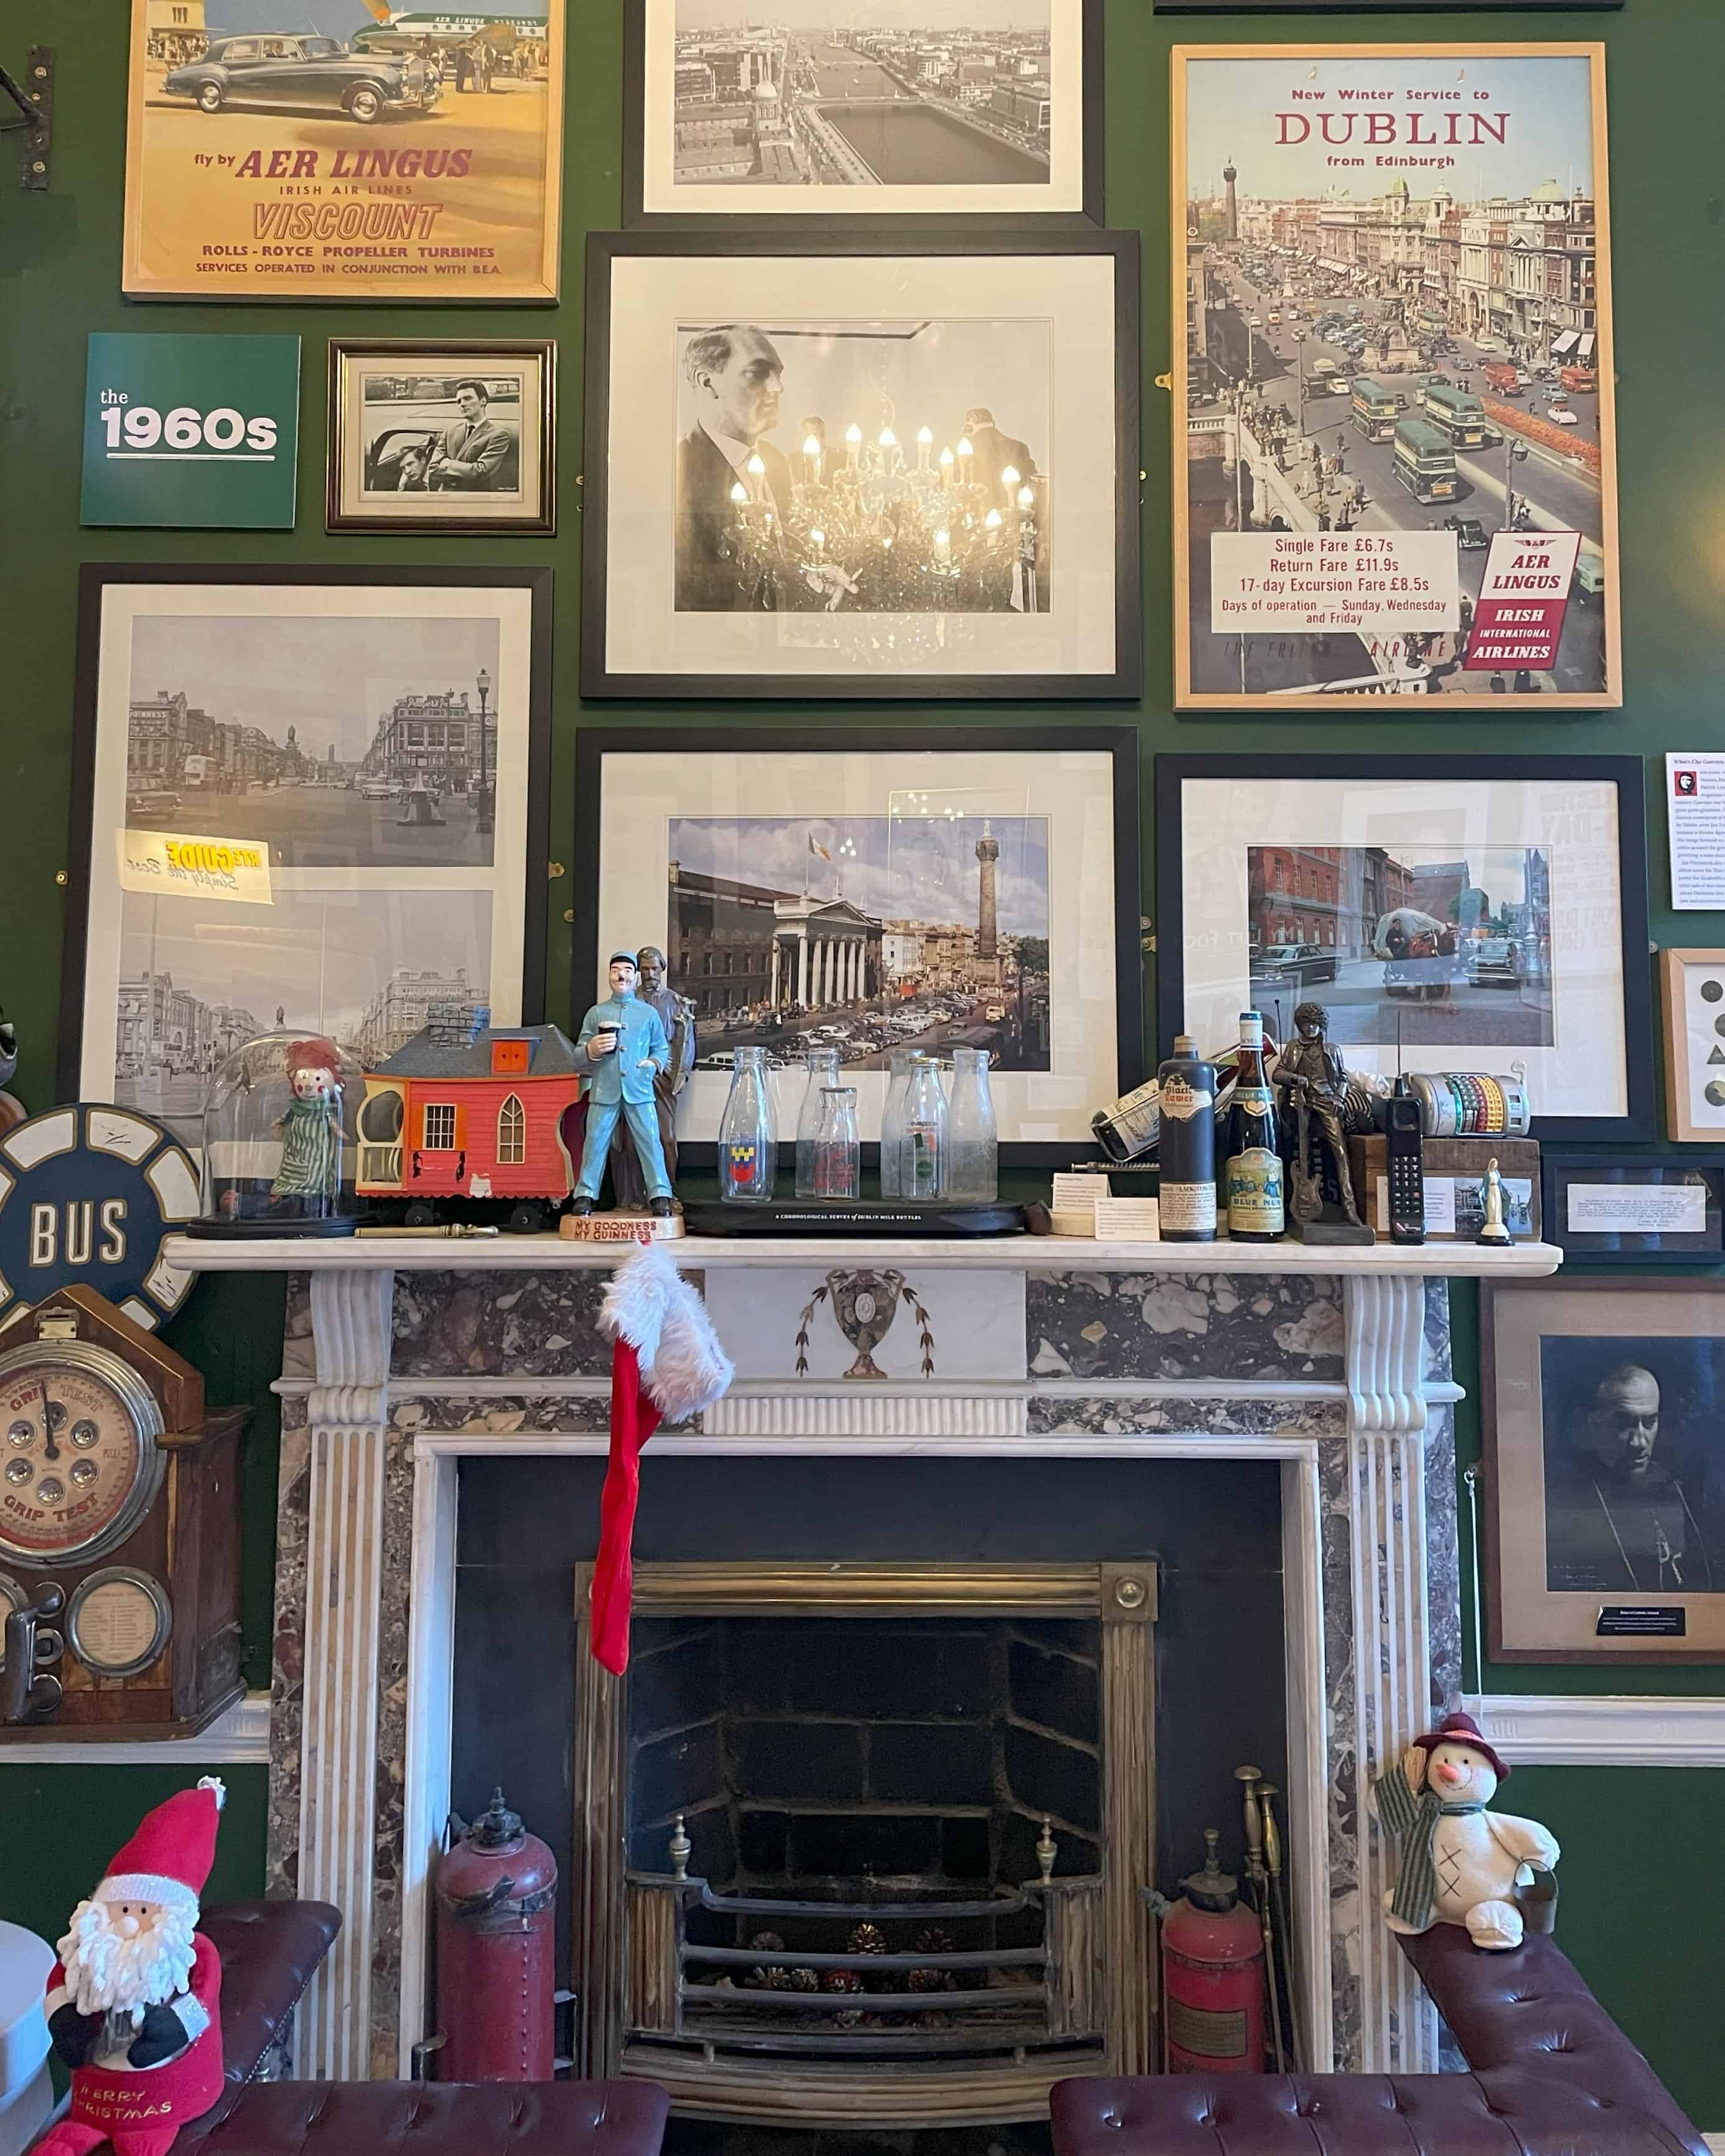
[162,34,439,124]
[1249,941,1339,989]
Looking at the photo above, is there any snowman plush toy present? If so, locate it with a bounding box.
[1372,1711,1559,1950]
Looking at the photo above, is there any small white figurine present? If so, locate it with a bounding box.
[1475,1157,1513,1246]
[1371,1712,1558,1950]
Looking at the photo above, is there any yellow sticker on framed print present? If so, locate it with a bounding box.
[123,0,564,302]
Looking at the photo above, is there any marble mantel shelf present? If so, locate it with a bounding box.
[164,1231,1563,1277]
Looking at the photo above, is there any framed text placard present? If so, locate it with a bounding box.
[1170,45,1619,712]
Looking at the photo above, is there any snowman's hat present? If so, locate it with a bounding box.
[1411,1711,1510,1783]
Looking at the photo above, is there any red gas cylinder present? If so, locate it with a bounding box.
[433,1787,558,2081]
[1161,1827,1267,2073]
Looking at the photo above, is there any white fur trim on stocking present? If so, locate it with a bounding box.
[601,1241,733,1425]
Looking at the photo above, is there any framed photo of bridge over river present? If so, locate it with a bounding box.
[624,0,1103,226]
[1169,45,1620,713]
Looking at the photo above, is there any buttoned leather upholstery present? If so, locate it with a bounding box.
[172,2078,672,2156]
[1050,1930,1705,2156]
[199,1903,343,2106]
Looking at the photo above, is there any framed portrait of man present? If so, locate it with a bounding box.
[328,341,556,533]
[1484,1279,1725,1661]
[581,229,1140,699]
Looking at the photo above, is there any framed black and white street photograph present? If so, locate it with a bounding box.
[624,0,1101,226]
[60,566,553,1144]
[1484,1279,1725,1663]
[1154,754,1653,1141]
[327,341,556,535]
[1543,1153,1725,1267]
[573,727,1142,1163]
[581,230,1139,699]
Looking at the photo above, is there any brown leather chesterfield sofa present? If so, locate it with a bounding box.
[1051,1927,1706,2156]
[33,1902,670,2156]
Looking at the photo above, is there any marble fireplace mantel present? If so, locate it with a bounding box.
[166,1234,1558,2093]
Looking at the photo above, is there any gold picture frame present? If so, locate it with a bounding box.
[1484,1278,1725,1663]
[123,0,565,302]
[1660,948,1725,1144]
[327,340,556,534]
[1169,43,1621,712]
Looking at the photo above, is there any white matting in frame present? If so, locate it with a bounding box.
[75,579,539,1143]
[588,745,1124,1149]
[633,0,1091,222]
[592,248,1125,689]
[1171,770,1632,1126]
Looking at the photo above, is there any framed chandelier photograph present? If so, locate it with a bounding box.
[572,726,1143,1164]
[579,229,1141,699]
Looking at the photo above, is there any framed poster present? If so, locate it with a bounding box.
[573,728,1142,1165]
[1484,1279,1725,1663]
[123,0,565,302]
[624,0,1103,227]
[1170,45,1620,711]
[327,340,556,533]
[1155,754,1653,1142]
[1543,1152,1725,1267]
[1659,949,1725,1144]
[60,567,553,1147]
[581,230,1140,700]
[82,333,301,530]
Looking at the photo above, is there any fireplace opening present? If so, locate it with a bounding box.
[576,1563,1154,2129]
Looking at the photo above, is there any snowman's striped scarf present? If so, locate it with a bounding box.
[1375,1759,1485,1930]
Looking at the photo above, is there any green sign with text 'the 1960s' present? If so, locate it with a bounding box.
[81,332,301,529]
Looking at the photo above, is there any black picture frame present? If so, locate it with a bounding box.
[59,563,555,1107]
[572,724,1144,1168]
[579,227,1141,702]
[622,0,1106,231]
[1153,753,1654,1145]
[1543,1152,1725,1267]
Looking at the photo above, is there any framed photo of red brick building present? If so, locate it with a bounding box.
[1170,45,1620,711]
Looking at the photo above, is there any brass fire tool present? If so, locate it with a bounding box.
[1235,1764,1286,2071]
[1256,1780,1302,2071]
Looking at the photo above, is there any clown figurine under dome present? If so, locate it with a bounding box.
[1372,1711,1559,1951]
[33,1778,227,2156]
[271,1037,345,1215]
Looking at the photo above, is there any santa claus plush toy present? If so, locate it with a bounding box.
[34,1778,226,2156]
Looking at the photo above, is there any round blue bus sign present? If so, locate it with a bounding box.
[0,1104,199,1331]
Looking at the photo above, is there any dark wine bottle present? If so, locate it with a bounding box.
[1158,1035,1217,1242]
[1224,1010,1285,1241]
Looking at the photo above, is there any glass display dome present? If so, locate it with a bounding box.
[188,1030,363,1238]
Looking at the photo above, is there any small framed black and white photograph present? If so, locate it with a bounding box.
[327,340,556,534]
[1154,754,1653,1142]
[581,229,1139,699]
[1543,1154,1725,1267]
[573,726,1142,1164]
[624,0,1103,227]
[1484,1278,1725,1664]
[60,566,553,1144]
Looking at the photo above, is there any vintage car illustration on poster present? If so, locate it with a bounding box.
[162,34,439,124]
[1171,45,1620,712]
[124,0,565,301]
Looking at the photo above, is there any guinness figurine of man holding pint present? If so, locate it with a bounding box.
[566,951,683,1238]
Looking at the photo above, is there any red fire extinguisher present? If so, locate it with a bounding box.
[432,1787,558,2081]
[1160,1828,1267,2073]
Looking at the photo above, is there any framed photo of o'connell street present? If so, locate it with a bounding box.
[58,567,552,1146]
[581,230,1140,700]
[122,0,565,302]
[1170,45,1620,712]
[624,0,1103,226]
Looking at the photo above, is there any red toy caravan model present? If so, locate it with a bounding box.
[355,1014,584,1230]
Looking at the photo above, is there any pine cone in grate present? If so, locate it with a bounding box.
[786,1966,820,1992]
[912,1925,955,1956]
[907,1966,958,1994]
[821,1967,864,1994]
[746,1965,792,1990]
[846,1923,888,1956]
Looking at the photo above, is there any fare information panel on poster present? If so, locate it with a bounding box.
[1210,531,1457,637]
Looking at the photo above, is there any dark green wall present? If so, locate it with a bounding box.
[1,0,1721,2121]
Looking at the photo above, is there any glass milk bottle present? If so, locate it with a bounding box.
[877,1048,915,1198]
[795,1047,843,1197]
[718,1044,777,1203]
[811,1086,861,1200]
[899,1053,948,1202]
[944,1047,998,1202]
